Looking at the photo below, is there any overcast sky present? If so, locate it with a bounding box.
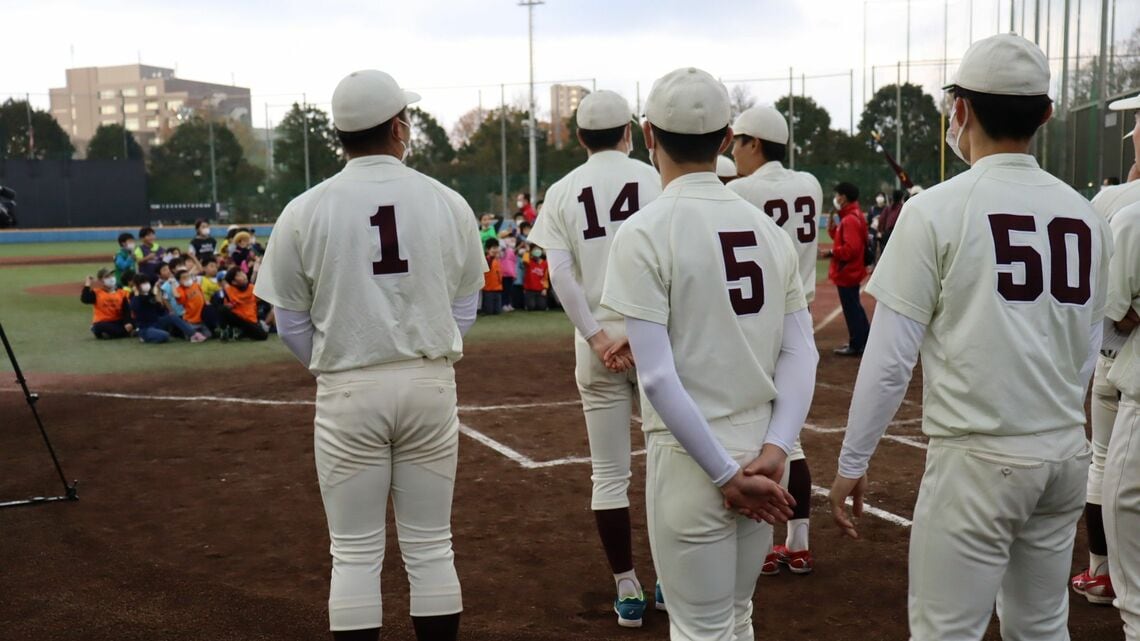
[4,0,1136,136]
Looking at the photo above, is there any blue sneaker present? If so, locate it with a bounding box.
[614,592,647,628]
[655,582,667,612]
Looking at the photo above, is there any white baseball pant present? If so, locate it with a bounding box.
[907,429,1089,641]
[1105,396,1140,640]
[575,320,639,511]
[314,358,462,631]
[646,407,773,641]
[1089,354,1119,504]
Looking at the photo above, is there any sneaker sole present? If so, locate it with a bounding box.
[655,602,667,612]
[614,609,644,628]
[786,565,814,575]
[1084,592,1115,605]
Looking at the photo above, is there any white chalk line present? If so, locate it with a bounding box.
[0,388,919,527]
[811,485,913,528]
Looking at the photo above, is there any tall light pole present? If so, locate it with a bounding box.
[301,93,311,190]
[520,0,543,203]
[906,0,912,82]
[863,0,868,110]
[500,84,508,215]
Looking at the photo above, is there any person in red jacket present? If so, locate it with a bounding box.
[821,181,869,356]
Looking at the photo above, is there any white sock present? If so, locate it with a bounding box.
[1091,552,1110,577]
[614,569,642,599]
[786,519,810,552]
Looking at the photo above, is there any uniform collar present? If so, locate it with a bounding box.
[662,171,723,193]
[344,154,405,169]
[587,150,629,163]
[751,160,785,177]
[969,153,1040,171]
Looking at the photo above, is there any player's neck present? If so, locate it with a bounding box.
[658,161,717,188]
[966,133,1033,164]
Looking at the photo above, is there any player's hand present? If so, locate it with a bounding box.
[603,336,635,372]
[1127,162,1139,184]
[1115,307,1140,334]
[84,275,94,287]
[720,470,795,524]
[829,474,869,540]
[742,444,787,484]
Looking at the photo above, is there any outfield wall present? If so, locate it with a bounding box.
[0,224,274,244]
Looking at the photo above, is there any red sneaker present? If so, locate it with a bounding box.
[761,552,780,576]
[775,544,813,575]
[1072,570,1115,605]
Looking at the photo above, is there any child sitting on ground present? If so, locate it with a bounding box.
[221,268,268,341]
[129,274,206,343]
[175,270,213,339]
[482,237,503,315]
[81,268,134,339]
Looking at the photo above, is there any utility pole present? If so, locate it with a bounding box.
[519,0,543,203]
[943,0,950,86]
[264,103,273,177]
[863,0,868,109]
[850,69,855,134]
[1096,0,1109,184]
[906,0,912,82]
[896,62,903,188]
[1061,0,1072,182]
[208,117,218,208]
[301,93,311,190]
[788,67,796,169]
[24,94,34,159]
[500,84,508,216]
[121,91,128,160]
[1011,0,1016,31]
[1035,0,1041,42]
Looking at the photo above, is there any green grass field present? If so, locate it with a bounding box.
[0,241,113,259]
[0,248,573,375]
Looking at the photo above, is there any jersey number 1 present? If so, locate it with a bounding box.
[579,183,640,240]
[719,231,765,316]
[370,205,409,275]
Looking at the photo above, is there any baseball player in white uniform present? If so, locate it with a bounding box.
[1103,196,1140,641]
[254,70,486,641]
[829,35,1112,641]
[716,155,738,184]
[526,89,662,627]
[728,105,822,575]
[601,67,818,641]
[1072,92,1140,605]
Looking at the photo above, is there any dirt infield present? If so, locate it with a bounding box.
[0,254,107,267]
[0,290,1125,640]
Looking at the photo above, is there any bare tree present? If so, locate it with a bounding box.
[729,84,757,119]
[450,108,486,149]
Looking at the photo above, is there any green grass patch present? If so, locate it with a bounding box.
[0,261,574,376]
[0,241,118,259]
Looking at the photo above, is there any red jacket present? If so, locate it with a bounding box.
[523,257,548,291]
[521,202,537,225]
[828,202,868,287]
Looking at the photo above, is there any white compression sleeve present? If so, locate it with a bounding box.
[548,249,602,340]
[274,306,315,370]
[626,317,740,486]
[765,309,820,454]
[837,305,926,479]
[452,291,479,337]
[1083,320,1104,386]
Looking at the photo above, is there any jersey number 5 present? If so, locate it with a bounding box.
[988,214,1091,304]
[370,205,409,275]
[719,231,765,316]
[579,183,640,240]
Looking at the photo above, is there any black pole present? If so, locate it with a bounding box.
[0,322,78,507]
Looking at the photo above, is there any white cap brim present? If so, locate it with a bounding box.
[1109,94,1140,111]
[404,90,422,107]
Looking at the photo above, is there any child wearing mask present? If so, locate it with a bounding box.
[156,262,184,316]
[221,268,268,341]
[482,237,504,315]
[114,233,137,286]
[230,231,256,274]
[188,219,217,264]
[81,268,133,339]
[522,245,550,311]
[175,271,213,339]
[130,274,206,343]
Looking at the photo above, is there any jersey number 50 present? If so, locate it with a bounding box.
[988,214,1091,304]
[579,183,640,240]
[719,231,765,316]
[370,205,410,275]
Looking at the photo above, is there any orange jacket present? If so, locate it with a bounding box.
[176,283,206,324]
[225,284,258,324]
[84,287,130,324]
[483,256,503,292]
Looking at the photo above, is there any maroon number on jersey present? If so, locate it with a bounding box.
[369,205,409,275]
[719,231,765,316]
[987,213,1091,304]
[578,182,642,240]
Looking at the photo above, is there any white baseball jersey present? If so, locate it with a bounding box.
[728,161,822,303]
[1092,180,1140,222]
[527,150,661,324]
[255,154,486,374]
[1105,201,1140,397]
[601,172,806,434]
[869,153,1112,438]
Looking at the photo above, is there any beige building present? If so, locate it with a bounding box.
[549,84,589,149]
[49,64,251,155]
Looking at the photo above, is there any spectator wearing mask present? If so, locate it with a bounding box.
[479,214,499,246]
[517,192,537,224]
[522,245,550,311]
[482,238,504,315]
[134,226,163,281]
[114,233,137,286]
[221,268,268,341]
[81,268,133,339]
[499,236,518,312]
[130,274,206,343]
[188,219,217,264]
[156,262,184,316]
[230,231,257,274]
[175,271,213,339]
[821,181,869,356]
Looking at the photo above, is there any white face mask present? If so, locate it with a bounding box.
[833,196,842,210]
[516,199,525,208]
[180,279,193,288]
[946,101,969,165]
[125,243,136,251]
[103,277,116,288]
[396,119,412,162]
[140,283,152,294]
[201,227,211,236]
[875,195,886,206]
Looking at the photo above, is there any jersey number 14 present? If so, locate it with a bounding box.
[579,183,640,240]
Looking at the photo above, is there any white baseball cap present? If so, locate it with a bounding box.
[943,33,1050,96]
[576,90,632,130]
[1110,93,1140,138]
[732,106,789,144]
[332,70,421,133]
[716,155,737,178]
[644,67,731,135]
